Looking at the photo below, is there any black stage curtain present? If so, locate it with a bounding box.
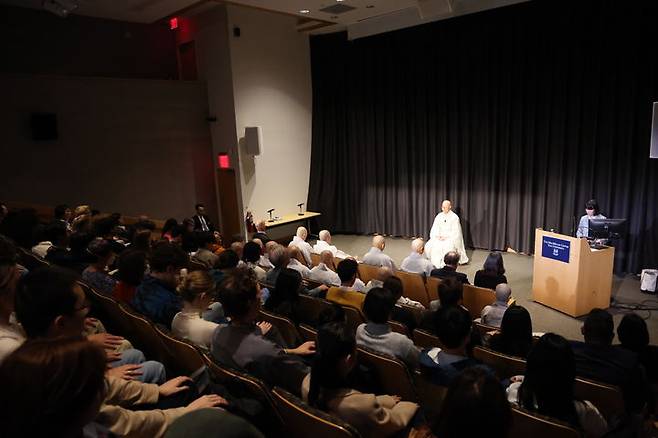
[307,0,658,273]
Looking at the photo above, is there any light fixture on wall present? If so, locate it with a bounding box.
[42,0,79,18]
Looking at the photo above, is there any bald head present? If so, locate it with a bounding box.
[441,200,452,213]
[318,229,331,243]
[230,241,244,258]
[252,238,263,249]
[411,238,425,254]
[372,235,386,250]
[376,267,393,282]
[495,283,512,303]
[296,226,308,240]
[320,250,334,265]
[256,220,267,232]
[443,251,460,267]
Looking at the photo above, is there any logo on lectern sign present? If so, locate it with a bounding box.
[541,236,570,263]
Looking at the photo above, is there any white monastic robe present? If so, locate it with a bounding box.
[289,236,313,266]
[425,210,469,268]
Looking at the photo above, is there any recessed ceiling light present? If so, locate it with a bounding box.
[299,9,310,14]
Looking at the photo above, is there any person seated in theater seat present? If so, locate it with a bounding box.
[507,333,608,438]
[252,220,271,245]
[382,276,420,333]
[113,248,147,305]
[32,221,60,258]
[43,221,74,267]
[356,287,420,369]
[312,229,350,259]
[364,266,393,292]
[419,306,492,386]
[570,308,651,414]
[161,218,179,242]
[326,259,366,311]
[362,235,396,270]
[164,408,264,438]
[212,267,314,389]
[67,231,97,273]
[15,265,166,384]
[172,270,221,349]
[429,251,469,284]
[474,252,508,290]
[252,238,273,270]
[302,322,421,438]
[230,241,245,264]
[287,246,312,278]
[400,238,435,277]
[264,268,306,325]
[192,231,219,269]
[488,305,533,358]
[480,283,512,328]
[264,244,290,285]
[288,226,313,266]
[0,235,26,363]
[242,241,267,281]
[81,238,118,296]
[434,367,511,438]
[420,277,465,332]
[617,313,658,385]
[192,203,214,232]
[308,250,341,286]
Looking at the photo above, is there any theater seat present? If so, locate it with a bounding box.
[356,346,419,403]
[258,309,301,348]
[510,406,580,438]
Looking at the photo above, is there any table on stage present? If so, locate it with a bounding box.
[264,211,321,240]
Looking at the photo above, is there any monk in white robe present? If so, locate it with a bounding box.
[425,200,469,268]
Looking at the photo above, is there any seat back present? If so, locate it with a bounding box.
[425,276,441,302]
[357,263,380,283]
[153,325,207,376]
[297,294,334,327]
[462,284,496,320]
[396,271,430,307]
[119,305,171,363]
[189,259,210,271]
[271,387,361,438]
[310,253,321,267]
[341,305,365,333]
[509,406,580,438]
[80,281,133,337]
[298,323,318,342]
[399,304,424,325]
[574,377,625,420]
[474,321,499,338]
[388,320,409,336]
[17,247,49,271]
[412,370,448,421]
[356,346,419,402]
[258,309,301,347]
[413,329,442,349]
[472,346,526,379]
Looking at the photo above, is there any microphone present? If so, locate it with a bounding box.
[267,208,275,222]
[297,203,304,216]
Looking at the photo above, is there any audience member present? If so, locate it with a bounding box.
[230,241,245,262]
[252,238,273,269]
[571,308,651,413]
[362,235,396,270]
[400,238,435,276]
[364,266,393,292]
[210,231,225,255]
[356,287,420,368]
[252,220,271,245]
[43,221,73,266]
[312,229,350,258]
[509,333,607,437]
[0,336,107,437]
[326,259,366,310]
[488,305,533,358]
[211,267,314,388]
[243,241,267,281]
[430,251,469,284]
[192,231,219,269]
[474,252,508,290]
[81,238,118,295]
[67,231,96,272]
[382,276,419,333]
[53,204,73,228]
[617,313,658,384]
[0,235,25,362]
[421,277,464,332]
[0,208,40,249]
[113,249,146,304]
[308,250,341,286]
[132,243,188,328]
[288,226,313,266]
[434,367,511,438]
[264,244,289,284]
[192,203,214,232]
[161,218,179,242]
[32,221,59,257]
[164,408,264,438]
[419,305,490,385]
[171,270,220,349]
[15,265,166,383]
[132,228,152,253]
[0,202,7,226]
[287,245,312,277]
[264,268,304,324]
[303,321,420,438]
[480,283,512,327]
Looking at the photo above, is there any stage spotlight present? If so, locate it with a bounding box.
[42,0,79,18]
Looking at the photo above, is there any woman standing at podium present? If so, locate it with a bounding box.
[576,199,606,239]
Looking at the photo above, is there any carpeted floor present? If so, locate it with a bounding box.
[316,234,658,344]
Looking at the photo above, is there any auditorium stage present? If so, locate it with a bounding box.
[320,234,658,344]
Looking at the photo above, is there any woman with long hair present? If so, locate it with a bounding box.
[474,252,507,290]
[264,268,303,323]
[488,305,533,358]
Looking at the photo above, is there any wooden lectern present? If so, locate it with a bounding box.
[532,229,614,317]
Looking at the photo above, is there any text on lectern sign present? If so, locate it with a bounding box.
[541,236,570,263]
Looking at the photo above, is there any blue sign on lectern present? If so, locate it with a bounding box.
[541,236,570,263]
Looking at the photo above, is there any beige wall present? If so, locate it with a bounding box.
[226,5,313,224]
[0,74,216,221]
